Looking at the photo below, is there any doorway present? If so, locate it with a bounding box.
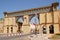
[17,22,23,33]
[49,25,54,34]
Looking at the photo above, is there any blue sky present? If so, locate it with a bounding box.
[0,0,60,18]
[0,0,60,24]
[18,15,39,24]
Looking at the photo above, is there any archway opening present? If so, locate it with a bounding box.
[42,25,46,34]
[11,27,13,33]
[7,27,9,33]
[17,17,23,33]
[49,25,54,34]
[29,15,39,34]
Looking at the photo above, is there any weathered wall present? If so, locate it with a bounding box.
[22,15,30,34]
[4,17,18,33]
[38,11,60,34]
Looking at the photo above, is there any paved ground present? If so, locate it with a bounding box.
[0,34,59,40]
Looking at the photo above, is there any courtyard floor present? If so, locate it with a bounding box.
[0,33,60,40]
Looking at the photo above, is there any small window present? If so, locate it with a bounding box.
[11,27,13,33]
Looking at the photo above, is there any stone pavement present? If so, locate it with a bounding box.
[28,34,50,40]
[0,34,53,40]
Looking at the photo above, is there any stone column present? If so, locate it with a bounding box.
[9,26,11,33]
[4,26,7,34]
[39,13,46,34]
[23,15,29,25]
[54,11,60,33]
[22,15,30,34]
[38,13,41,34]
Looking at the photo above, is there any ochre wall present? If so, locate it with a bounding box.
[4,17,18,33]
[22,15,30,34]
[38,11,60,34]
[3,10,60,34]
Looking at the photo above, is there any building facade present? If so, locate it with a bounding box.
[0,2,60,36]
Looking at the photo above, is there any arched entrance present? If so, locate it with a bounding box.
[7,27,9,33]
[49,25,54,34]
[29,14,39,34]
[17,17,23,33]
[42,25,46,34]
[17,22,23,33]
[11,27,13,33]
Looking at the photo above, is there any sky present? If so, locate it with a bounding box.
[0,0,60,24]
[18,15,39,24]
[0,0,60,18]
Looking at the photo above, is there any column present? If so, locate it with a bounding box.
[22,15,30,34]
[39,13,45,34]
[23,15,29,25]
